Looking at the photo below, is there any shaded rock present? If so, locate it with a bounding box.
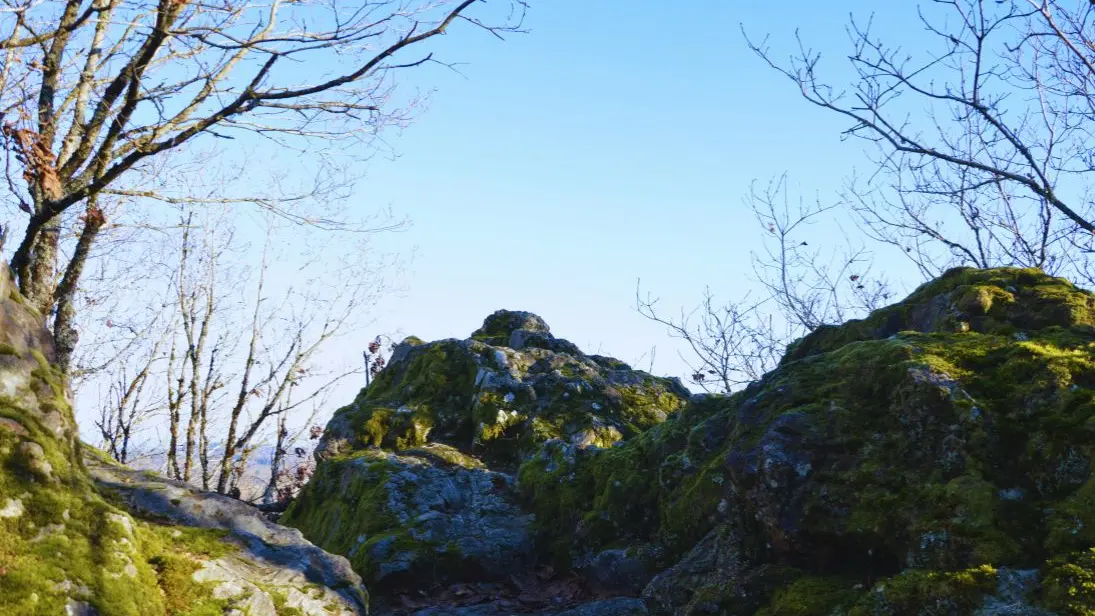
[403,597,648,616]
[547,598,649,616]
[641,525,756,616]
[65,600,98,616]
[284,445,533,592]
[975,568,1052,616]
[575,547,658,595]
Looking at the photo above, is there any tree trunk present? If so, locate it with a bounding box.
[262,413,289,507]
[52,200,105,374]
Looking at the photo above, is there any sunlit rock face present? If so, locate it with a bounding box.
[0,263,368,616]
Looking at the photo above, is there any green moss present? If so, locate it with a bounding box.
[785,267,1095,363]
[282,451,397,551]
[0,340,239,615]
[617,382,685,432]
[401,443,485,469]
[1042,548,1095,615]
[0,461,234,616]
[333,340,480,450]
[144,549,226,616]
[281,450,430,586]
[357,406,434,450]
[268,589,306,616]
[848,566,997,616]
[517,412,706,567]
[755,575,862,616]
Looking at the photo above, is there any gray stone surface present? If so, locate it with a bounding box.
[85,452,368,615]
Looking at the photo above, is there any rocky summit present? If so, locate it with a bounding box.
[283,268,1095,616]
[282,309,692,611]
[5,266,1095,616]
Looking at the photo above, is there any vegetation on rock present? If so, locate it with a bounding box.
[517,267,1095,614]
[284,310,690,601]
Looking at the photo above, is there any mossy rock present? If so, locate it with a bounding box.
[1043,548,1095,615]
[315,310,690,468]
[470,309,550,347]
[845,565,999,615]
[282,446,533,593]
[289,310,689,599]
[518,267,1095,614]
[784,266,1095,363]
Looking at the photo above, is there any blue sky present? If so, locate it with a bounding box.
[328,0,925,385]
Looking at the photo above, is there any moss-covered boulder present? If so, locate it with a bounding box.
[0,264,368,615]
[316,310,690,468]
[283,444,533,593]
[284,311,690,604]
[520,267,1095,615]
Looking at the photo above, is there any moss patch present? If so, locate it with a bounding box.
[1043,548,1095,615]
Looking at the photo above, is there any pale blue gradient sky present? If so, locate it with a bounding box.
[335,1,926,385]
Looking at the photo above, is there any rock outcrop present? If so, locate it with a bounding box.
[0,265,368,615]
[282,310,690,610]
[290,267,1095,615]
[521,267,1095,614]
[314,309,690,467]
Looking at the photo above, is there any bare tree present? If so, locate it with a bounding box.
[637,285,781,393]
[639,176,893,393]
[83,202,379,495]
[212,248,364,495]
[261,420,323,509]
[94,322,170,464]
[746,0,1095,285]
[0,0,527,371]
[749,174,892,330]
[362,334,394,388]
